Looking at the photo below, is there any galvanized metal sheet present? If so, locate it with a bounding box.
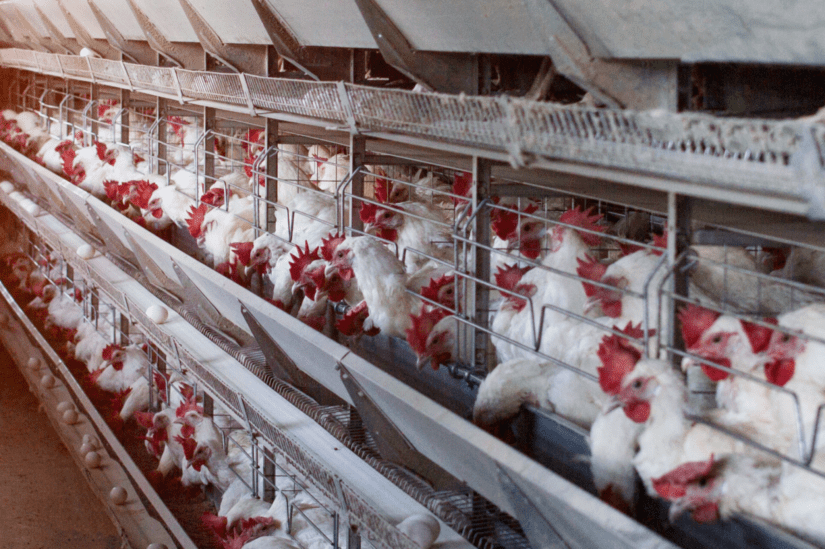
[552,0,825,64]
[184,0,270,45]
[115,0,198,43]
[19,0,74,38]
[373,0,545,54]
[265,0,375,48]
[243,302,354,405]
[84,0,147,41]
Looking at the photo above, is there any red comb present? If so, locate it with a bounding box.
[491,204,539,240]
[321,232,347,262]
[576,255,608,298]
[559,206,605,246]
[652,457,715,500]
[359,201,378,225]
[242,129,264,153]
[494,263,531,291]
[597,330,643,394]
[185,204,209,239]
[289,241,321,283]
[176,435,197,461]
[175,396,203,419]
[103,180,120,202]
[741,318,777,353]
[336,301,379,336]
[130,180,158,210]
[230,242,254,266]
[94,141,108,162]
[178,383,194,402]
[406,307,450,356]
[134,411,155,430]
[375,177,390,204]
[420,274,456,309]
[152,370,168,401]
[678,305,721,349]
[452,171,473,206]
[102,343,120,361]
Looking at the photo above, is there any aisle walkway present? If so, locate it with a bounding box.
[0,345,120,549]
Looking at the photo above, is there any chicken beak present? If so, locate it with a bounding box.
[668,499,691,523]
[324,263,338,279]
[363,222,376,235]
[173,417,185,425]
[603,394,623,414]
[680,355,698,373]
[415,354,430,371]
[583,297,601,317]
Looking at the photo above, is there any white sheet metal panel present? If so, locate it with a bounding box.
[374,0,545,54]
[84,0,147,41]
[8,1,49,37]
[112,0,198,42]
[0,2,34,42]
[265,0,375,48]
[186,0,270,45]
[17,0,74,38]
[553,0,825,64]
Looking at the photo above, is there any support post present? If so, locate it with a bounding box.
[155,95,168,176]
[119,309,130,346]
[119,88,130,146]
[89,82,99,142]
[265,118,278,233]
[203,106,216,184]
[470,157,492,370]
[348,135,366,232]
[262,446,276,503]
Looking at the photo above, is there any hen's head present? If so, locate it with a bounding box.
[492,203,543,259]
[335,301,378,337]
[681,311,776,382]
[452,171,473,208]
[652,457,722,524]
[551,206,605,251]
[597,323,646,395]
[362,203,403,242]
[230,241,254,266]
[610,357,666,423]
[174,395,204,424]
[406,308,454,370]
[494,263,535,313]
[576,256,626,319]
[420,273,457,311]
[324,238,356,282]
[764,326,805,387]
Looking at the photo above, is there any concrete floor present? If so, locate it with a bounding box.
[0,345,121,549]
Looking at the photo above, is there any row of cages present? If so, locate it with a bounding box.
[5,224,357,549]
[7,71,825,548]
[5,50,825,202]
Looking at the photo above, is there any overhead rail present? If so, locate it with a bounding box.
[3,48,825,219]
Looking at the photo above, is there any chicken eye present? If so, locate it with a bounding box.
[697,477,708,488]
[781,333,792,343]
[712,335,722,344]
[632,379,643,389]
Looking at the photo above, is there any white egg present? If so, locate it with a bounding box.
[8,191,23,201]
[40,373,56,388]
[0,181,14,192]
[146,305,168,324]
[23,201,41,216]
[27,357,41,370]
[56,401,74,413]
[77,244,95,260]
[109,486,128,505]
[85,451,102,468]
[82,434,101,449]
[80,441,95,455]
[146,544,169,549]
[397,514,441,549]
[62,409,78,424]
